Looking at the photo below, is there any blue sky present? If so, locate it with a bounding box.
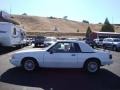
[0,0,120,24]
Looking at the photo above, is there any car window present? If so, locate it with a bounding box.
[49,42,79,53]
[109,39,113,42]
[114,39,120,42]
[99,39,103,41]
[104,39,112,42]
[74,43,81,52]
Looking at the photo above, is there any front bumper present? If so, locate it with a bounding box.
[10,58,21,67]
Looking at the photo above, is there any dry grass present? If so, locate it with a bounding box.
[12,15,120,36]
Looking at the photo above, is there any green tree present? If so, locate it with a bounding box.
[82,20,89,24]
[86,26,92,39]
[100,18,114,32]
[22,13,27,15]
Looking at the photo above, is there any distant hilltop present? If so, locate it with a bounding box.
[12,15,120,33]
[0,11,120,36]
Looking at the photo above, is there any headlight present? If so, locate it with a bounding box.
[11,54,16,59]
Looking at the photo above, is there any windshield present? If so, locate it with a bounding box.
[45,37,57,42]
[113,38,120,42]
[45,41,56,50]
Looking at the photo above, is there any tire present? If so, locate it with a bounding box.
[22,58,38,71]
[113,46,117,51]
[0,43,2,47]
[19,44,24,48]
[84,60,100,73]
[35,44,38,47]
[103,44,106,49]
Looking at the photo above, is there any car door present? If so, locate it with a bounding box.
[107,39,113,48]
[104,39,112,48]
[43,42,78,68]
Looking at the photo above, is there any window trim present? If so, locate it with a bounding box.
[13,28,17,35]
[47,42,82,53]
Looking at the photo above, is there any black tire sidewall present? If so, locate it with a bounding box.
[113,46,117,51]
[22,59,37,71]
[85,60,100,73]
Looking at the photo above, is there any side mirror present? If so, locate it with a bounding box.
[49,50,53,54]
[48,49,55,54]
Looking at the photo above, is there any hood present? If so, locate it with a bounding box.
[15,48,46,54]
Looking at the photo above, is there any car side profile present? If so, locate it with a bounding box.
[10,40,113,73]
[103,38,120,51]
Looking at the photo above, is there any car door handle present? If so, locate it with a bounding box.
[71,54,75,56]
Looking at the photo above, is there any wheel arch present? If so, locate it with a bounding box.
[21,57,39,66]
[83,57,101,68]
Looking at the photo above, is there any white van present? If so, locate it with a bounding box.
[0,22,27,47]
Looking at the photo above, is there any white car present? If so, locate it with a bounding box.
[103,38,120,51]
[10,40,113,73]
[94,38,103,47]
[44,36,57,47]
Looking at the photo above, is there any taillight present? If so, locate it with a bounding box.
[109,54,112,59]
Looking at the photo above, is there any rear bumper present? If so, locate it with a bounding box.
[101,60,113,66]
[117,46,120,50]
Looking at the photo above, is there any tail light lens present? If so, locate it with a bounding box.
[109,54,112,59]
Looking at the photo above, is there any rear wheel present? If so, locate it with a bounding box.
[84,60,100,73]
[34,44,38,47]
[113,46,117,51]
[103,44,106,49]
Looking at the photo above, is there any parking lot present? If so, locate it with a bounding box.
[0,45,120,90]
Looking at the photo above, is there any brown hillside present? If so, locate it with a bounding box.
[12,15,120,35]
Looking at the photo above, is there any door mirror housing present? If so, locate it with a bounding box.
[48,49,54,54]
[49,50,53,54]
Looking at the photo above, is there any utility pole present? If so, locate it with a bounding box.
[9,0,12,15]
[112,17,114,24]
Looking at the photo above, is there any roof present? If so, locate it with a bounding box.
[104,38,120,39]
[0,17,19,25]
[0,11,19,25]
[57,40,85,43]
[92,31,120,35]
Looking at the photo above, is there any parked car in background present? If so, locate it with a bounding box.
[66,37,80,40]
[94,38,103,47]
[85,39,96,48]
[103,38,120,51]
[34,36,46,47]
[44,37,57,47]
[26,38,33,45]
[10,40,113,73]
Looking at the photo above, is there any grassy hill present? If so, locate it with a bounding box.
[12,15,120,36]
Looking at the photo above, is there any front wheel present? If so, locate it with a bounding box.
[84,60,100,73]
[22,59,38,71]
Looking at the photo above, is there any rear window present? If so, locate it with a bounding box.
[79,42,94,52]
